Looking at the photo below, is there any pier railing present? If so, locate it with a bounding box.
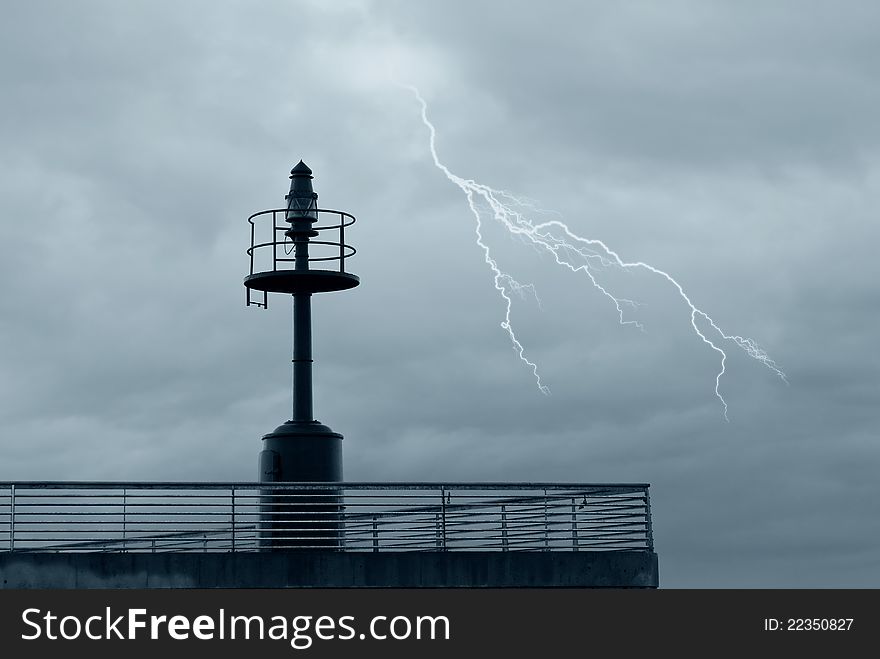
[0,482,652,553]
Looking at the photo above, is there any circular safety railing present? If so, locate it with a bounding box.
[245,208,357,307]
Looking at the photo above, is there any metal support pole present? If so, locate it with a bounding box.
[231,486,236,552]
[291,196,314,422]
[292,293,313,421]
[571,498,578,551]
[645,486,654,552]
[501,504,508,551]
[372,515,379,553]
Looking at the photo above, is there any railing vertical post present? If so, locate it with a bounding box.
[543,488,549,551]
[339,213,345,273]
[372,515,378,553]
[644,486,654,552]
[122,488,127,551]
[501,504,508,551]
[151,539,156,553]
[231,486,236,552]
[571,498,578,551]
[272,211,278,271]
[434,513,441,548]
[9,484,15,552]
[249,222,255,275]
[440,487,447,551]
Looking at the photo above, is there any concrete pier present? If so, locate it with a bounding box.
[0,551,658,589]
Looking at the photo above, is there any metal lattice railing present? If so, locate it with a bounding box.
[0,482,653,553]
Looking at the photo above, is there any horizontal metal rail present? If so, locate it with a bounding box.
[0,482,653,553]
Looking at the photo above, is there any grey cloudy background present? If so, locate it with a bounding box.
[1,0,878,587]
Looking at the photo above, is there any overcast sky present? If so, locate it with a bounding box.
[2,1,879,587]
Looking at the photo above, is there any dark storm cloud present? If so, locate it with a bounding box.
[0,1,878,586]
[377,0,880,171]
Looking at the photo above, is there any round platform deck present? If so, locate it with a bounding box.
[245,270,360,294]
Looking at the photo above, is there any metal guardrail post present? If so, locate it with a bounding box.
[644,486,654,552]
[571,498,578,551]
[9,484,14,552]
[122,488,127,551]
[372,515,379,553]
[501,504,508,551]
[440,487,447,551]
[231,486,236,552]
[340,500,347,551]
[543,488,549,551]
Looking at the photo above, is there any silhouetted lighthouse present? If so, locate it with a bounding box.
[244,162,358,546]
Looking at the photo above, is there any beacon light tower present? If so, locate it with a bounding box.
[244,162,357,545]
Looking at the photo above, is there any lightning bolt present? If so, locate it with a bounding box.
[403,84,786,420]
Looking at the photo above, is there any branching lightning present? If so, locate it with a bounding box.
[403,84,786,420]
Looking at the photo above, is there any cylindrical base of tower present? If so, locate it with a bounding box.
[258,420,343,550]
